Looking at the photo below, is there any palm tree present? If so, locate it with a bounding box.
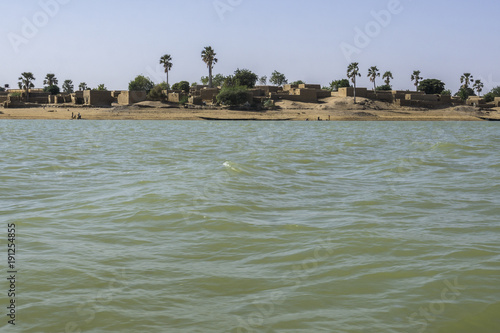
[201,46,218,88]
[473,79,484,97]
[411,70,422,91]
[347,62,361,104]
[367,66,380,91]
[62,80,74,93]
[78,82,88,91]
[18,72,36,102]
[382,71,393,87]
[461,73,473,89]
[159,54,173,88]
[43,73,58,87]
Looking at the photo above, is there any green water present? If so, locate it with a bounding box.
[1,120,499,333]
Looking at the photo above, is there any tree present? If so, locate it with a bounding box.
[455,87,475,101]
[258,76,267,86]
[347,62,361,104]
[171,81,190,93]
[460,73,473,89]
[78,82,88,91]
[411,70,422,91]
[18,72,36,102]
[367,66,380,91]
[270,70,287,86]
[160,54,173,87]
[216,86,249,106]
[233,68,258,88]
[418,79,446,95]
[290,80,305,86]
[201,46,218,88]
[473,79,484,97]
[44,85,60,95]
[94,84,107,91]
[62,80,74,93]
[328,79,350,91]
[483,86,500,103]
[128,75,155,92]
[43,73,58,87]
[441,89,452,96]
[382,71,393,87]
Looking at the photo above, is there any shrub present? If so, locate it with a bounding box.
[376,85,392,91]
[441,89,452,96]
[216,86,249,106]
[147,85,166,101]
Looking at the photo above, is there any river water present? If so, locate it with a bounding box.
[1,120,499,332]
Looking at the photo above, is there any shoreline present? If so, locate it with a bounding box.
[1,100,499,121]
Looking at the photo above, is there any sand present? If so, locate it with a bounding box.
[1,97,499,121]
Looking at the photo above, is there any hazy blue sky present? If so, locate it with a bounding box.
[1,0,499,92]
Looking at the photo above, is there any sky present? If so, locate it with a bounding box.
[1,0,499,93]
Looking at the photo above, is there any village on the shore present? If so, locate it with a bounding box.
[2,48,500,111]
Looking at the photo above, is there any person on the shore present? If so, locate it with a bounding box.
[77,112,81,120]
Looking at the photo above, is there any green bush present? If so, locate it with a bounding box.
[441,89,452,96]
[216,86,249,106]
[376,85,392,91]
[147,85,166,101]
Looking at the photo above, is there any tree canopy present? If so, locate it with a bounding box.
[418,79,446,95]
[62,80,74,93]
[270,71,287,86]
[171,81,190,93]
[129,75,155,92]
[233,68,258,88]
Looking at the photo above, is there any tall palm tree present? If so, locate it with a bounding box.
[461,73,473,89]
[201,46,218,88]
[78,82,88,91]
[473,79,484,97]
[160,54,173,88]
[367,66,380,91]
[18,72,36,102]
[411,70,422,91]
[382,71,393,87]
[347,62,361,104]
[43,73,58,87]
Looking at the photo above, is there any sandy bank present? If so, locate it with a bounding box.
[1,98,499,121]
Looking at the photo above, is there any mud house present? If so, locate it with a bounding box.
[117,91,147,105]
[83,90,115,107]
